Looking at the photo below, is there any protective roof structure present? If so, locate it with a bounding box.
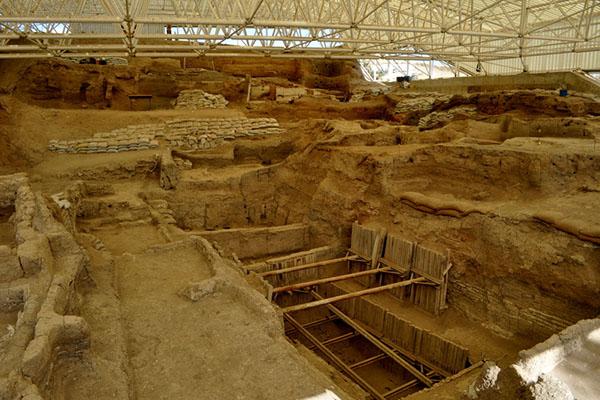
[0,0,598,75]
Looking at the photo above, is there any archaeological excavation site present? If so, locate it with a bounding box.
[1,2,600,400]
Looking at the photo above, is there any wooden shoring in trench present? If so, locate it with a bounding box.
[283,313,386,400]
[283,299,436,400]
[257,255,360,278]
[309,290,434,388]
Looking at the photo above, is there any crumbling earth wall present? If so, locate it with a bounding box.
[0,174,90,400]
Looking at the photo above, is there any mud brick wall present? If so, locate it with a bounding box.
[196,223,309,259]
[48,118,284,154]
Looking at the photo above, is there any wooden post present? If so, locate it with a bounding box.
[309,290,434,387]
[258,255,360,278]
[272,267,391,293]
[282,277,426,313]
[245,74,252,103]
[284,313,385,400]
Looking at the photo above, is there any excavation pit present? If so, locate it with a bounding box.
[277,293,447,399]
[259,226,471,400]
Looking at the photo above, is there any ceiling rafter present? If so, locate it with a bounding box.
[0,0,598,75]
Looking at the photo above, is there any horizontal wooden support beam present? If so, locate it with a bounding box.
[284,313,385,400]
[383,371,436,398]
[322,331,359,345]
[345,315,453,378]
[349,353,387,369]
[307,331,359,350]
[258,255,360,278]
[284,315,339,335]
[283,277,427,313]
[445,360,484,382]
[273,267,392,293]
[378,335,451,378]
[310,290,433,388]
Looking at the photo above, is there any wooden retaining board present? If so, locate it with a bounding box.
[320,284,468,375]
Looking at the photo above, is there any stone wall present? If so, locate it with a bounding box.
[47,117,284,154]
[165,118,283,150]
[195,224,309,260]
[0,174,89,400]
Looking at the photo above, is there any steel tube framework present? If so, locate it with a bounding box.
[0,0,598,74]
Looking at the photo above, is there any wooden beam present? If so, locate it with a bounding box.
[349,353,387,369]
[258,255,360,278]
[284,313,385,400]
[443,360,484,382]
[383,371,436,398]
[310,291,433,388]
[307,331,359,350]
[378,335,451,378]
[344,318,452,378]
[284,314,339,335]
[322,331,359,345]
[324,299,452,378]
[273,267,392,293]
[282,277,427,313]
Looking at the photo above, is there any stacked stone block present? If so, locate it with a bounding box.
[47,123,162,154]
[47,117,284,153]
[174,90,228,109]
[165,118,284,150]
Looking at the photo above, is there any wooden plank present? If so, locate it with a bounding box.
[310,291,434,387]
[444,360,484,382]
[350,222,385,262]
[349,353,387,369]
[306,332,359,350]
[284,314,339,335]
[382,371,436,398]
[284,313,385,400]
[412,244,447,283]
[382,234,415,274]
[380,333,452,378]
[273,267,392,293]
[258,255,359,278]
[265,246,335,269]
[282,277,427,313]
